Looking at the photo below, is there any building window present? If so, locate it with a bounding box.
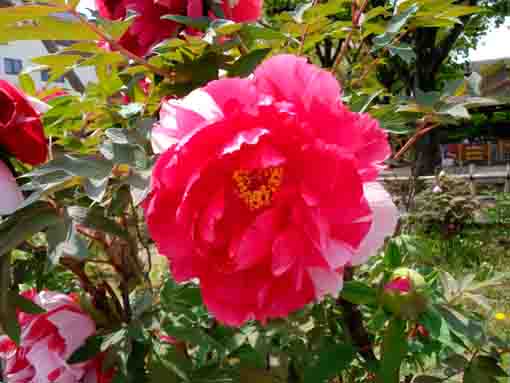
[4,58,23,75]
[41,70,65,83]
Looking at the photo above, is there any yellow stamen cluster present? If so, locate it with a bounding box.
[232,167,283,210]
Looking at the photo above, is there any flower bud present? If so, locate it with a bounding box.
[380,268,428,320]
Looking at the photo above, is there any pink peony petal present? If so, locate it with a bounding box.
[271,228,300,277]
[26,337,86,383]
[351,182,399,266]
[46,309,96,358]
[384,277,411,293]
[202,78,258,115]
[307,267,344,299]
[254,54,341,112]
[154,89,223,153]
[0,161,23,215]
[231,208,282,271]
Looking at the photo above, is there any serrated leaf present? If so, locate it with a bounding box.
[303,342,355,382]
[18,73,36,95]
[0,16,97,43]
[162,14,210,29]
[413,377,443,383]
[350,90,384,113]
[341,281,377,305]
[67,206,129,240]
[443,354,469,371]
[3,304,20,345]
[8,292,45,314]
[0,5,67,24]
[228,48,271,78]
[68,335,103,364]
[438,104,470,119]
[388,44,416,64]
[0,203,61,257]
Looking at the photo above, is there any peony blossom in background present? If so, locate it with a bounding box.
[0,80,49,215]
[0,80,48,166]
[144,54,399,326]
[95,0,263,56]
[0,290,111,383]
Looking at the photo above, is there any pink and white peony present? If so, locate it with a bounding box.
[144,54,398,326]
[0,290,110,383]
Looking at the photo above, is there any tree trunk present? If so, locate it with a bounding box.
[413,28,441,175]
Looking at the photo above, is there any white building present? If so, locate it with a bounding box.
[0,40,96,91]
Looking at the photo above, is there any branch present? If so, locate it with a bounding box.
[331,0,370,73]
[337,268,379,367]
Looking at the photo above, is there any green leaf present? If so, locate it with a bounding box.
[18,73,36,96]
[228,48,271,78]
[303,342,355,382]
[164,323,224,352]
[0,5,67,24]
[25,155,113,180]
[388,44,416,64]
[415,88,441,107]
[413,377,443,383]
[32,54,83,68]
[3,304,21,345]
[67,206,129,240]
[118,103,144,118]
[350,90,384,113]
[0,16,98,43]
[377,318,407,383]
[240,24,286,41]
[443,354,469,371]
[8,292,45,314]
[68,335,103,364]
[387,4,419,34]
[373,4,419,49]
[0,203,61,257]
[463,356,508,383]
[291,1,313,23]
[211,19,242,35]
[161,15,210,29]
[304,0,351,21]
[438,104,470,119]
[384,239,403,268]
[341,281,377,305]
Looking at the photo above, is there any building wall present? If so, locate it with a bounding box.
[0,40,96,90]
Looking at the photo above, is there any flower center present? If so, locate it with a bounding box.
[232,167,283,210]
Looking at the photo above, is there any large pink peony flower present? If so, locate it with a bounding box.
[144,54,398,326]
[96,0,263,56]
[0,290,110,383]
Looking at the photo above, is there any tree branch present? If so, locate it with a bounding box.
[337,268,379,367]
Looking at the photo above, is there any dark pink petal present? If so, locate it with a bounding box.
[385,277,411,293]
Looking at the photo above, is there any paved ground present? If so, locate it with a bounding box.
[382,164,510,178]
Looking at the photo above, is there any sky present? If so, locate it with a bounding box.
[468,17,510,62]
[77,1,509,62]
